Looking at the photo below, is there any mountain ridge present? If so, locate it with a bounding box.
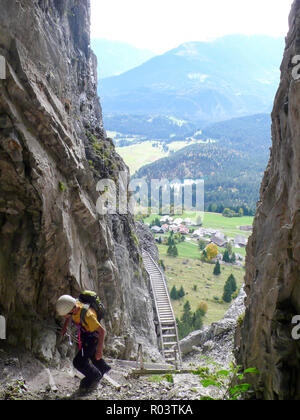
[91,38,155,79]
[99,35,284,123]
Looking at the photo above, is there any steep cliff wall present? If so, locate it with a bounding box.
[0,0,159,362]
[236,0,300,400]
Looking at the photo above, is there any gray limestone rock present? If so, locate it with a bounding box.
[0,0,158,363]
[236,0,300,400]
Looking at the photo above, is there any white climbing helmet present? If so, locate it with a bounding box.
[56,295,76,316]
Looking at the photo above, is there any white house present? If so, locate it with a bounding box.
[173,218,183,225]
[160,215,173,224]
[151,226,164,234]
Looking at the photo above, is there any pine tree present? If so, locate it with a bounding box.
[172,244,178,257]
[181,300,193,326]
[178,286,185,298]
[230,253,236,264]
[223,276,234,303]
[167,244,173,257]
[170,286,178,300]
[193,309,204,330]
[228,274,237,293]
[223,249,230,263]
[213,260,221,275]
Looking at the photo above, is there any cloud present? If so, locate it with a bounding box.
[90,0,293,53]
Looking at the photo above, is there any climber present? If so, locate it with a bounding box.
[56,295,111,392]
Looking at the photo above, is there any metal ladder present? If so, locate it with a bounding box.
[142,249,182,367]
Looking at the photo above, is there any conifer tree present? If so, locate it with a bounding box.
[228,274,237,293]
[170,285,178,300]
[178,286,185,298]
[213,260,221,275]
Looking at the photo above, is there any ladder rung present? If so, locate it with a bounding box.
[142,250,182,368]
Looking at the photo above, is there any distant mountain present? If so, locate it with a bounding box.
[133,114,272,211]
[91,39,155,79]
[100,35,284,123]
[201,113,271,152]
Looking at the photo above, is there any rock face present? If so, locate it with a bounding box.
[135,222,160,262]
[236,0,300,400]
[0,0,158,362]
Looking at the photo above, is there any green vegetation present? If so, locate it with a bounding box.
[144,212,249,325]
[213,261,221,276]
[116,141,169,175]
[223,274,237,303]
[170,285,185,300]
[177,300,206,339]
[163,255,244,325]
[59,181,66,192]
[192,363,260,400]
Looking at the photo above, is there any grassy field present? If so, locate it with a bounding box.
[116,141,168,175]
[145,211,253,256]
[157,241,201,260]
[116,139,206,175]
[143,211,251,325]
[202,213,253,240]
[163,255,245,326]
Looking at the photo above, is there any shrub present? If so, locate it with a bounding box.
[197,301,208,315]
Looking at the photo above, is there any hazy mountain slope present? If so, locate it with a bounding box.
[91,39,155,79]
[100,35,284,122]
[134,114,271,210]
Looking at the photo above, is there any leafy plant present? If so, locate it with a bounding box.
[193,363,259,400]
[59,181,66,192]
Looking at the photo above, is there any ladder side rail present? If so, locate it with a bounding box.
[142,249,182,367]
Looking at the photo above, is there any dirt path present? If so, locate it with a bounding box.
[0,343,231,400]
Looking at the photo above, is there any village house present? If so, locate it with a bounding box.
[160,215,173,224]
[234,235,248,248]
[161,224,169,233]
[173,218,184,225]
[178,225,190,235]
[211,232,228,248]
[151,226,164,234]
[192,227,217,239]
[239,225,253,232]
[169,225,180,233]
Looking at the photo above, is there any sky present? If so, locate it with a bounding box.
[90,0,294,54]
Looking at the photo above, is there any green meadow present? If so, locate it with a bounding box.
[163,255,245,326]
[143,211,252,324]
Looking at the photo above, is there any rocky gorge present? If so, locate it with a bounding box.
[1,0,300,402]
[0,0,159,364]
